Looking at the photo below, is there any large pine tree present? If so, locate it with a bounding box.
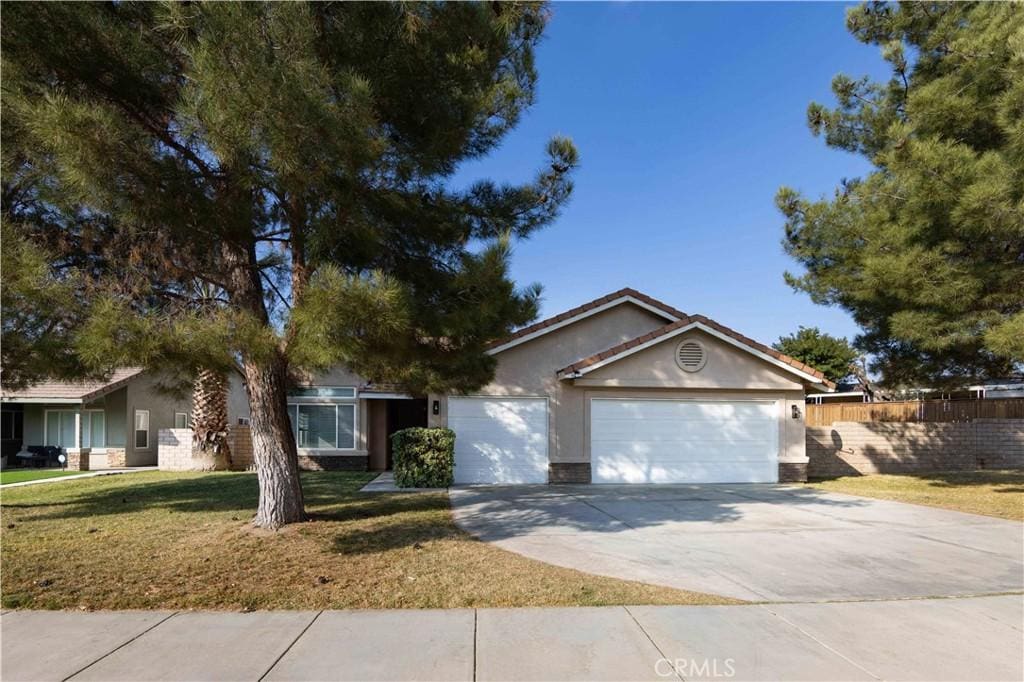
[777,2,1023,387]
[2,2,577,528]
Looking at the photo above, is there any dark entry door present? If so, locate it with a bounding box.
[386,399,428,469]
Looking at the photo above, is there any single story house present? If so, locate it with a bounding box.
[232,288,834,483]
[806,379,1024,404]
[1,368,193,470]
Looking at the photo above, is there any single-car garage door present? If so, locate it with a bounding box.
[590,399,778,484]
[448,397,548,484]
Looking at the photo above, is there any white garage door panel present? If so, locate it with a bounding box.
[591,399,778,484]
[449,397,548,484]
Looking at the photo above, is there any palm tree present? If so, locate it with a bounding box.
[190,367,232,470]
[185,280,233,470]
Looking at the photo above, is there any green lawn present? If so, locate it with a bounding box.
[1,469,84,486]
[0,471,737,610]
[807,470,1024,521]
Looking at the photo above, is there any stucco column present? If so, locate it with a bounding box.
[778,396,809,482]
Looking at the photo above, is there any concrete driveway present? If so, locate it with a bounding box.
[449,484,1024,602]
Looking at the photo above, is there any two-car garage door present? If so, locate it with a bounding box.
[447,396,779,485]
[590,399,779,484]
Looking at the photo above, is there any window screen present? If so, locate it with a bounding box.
[296,404,337,449]
[84,411,105,449]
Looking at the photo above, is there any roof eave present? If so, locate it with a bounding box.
[486,292,682,356]
[558,321,833,388]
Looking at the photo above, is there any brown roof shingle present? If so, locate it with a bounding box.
[1,368,145,402]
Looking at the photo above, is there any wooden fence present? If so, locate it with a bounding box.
[805,398,1024,427]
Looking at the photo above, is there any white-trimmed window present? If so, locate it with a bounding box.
[289,386,356,399]
[83,410,105,449]
[45,410,77,448]
[134,409,150,449]
[287,387,356,451]
[174,412,190,429]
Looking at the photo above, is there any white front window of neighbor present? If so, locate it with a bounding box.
[174,412,189,429]
[134,409,150,449]
[287,399,356,451]
[45,410,78,448]
[82,410,105,450]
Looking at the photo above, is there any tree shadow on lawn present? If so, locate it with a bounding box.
[330,515,463,555]
[0,471,410,522]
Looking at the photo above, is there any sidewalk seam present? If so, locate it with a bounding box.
[757,605,883,681]
[258,610,323,681]
[62,611,179,681]
[472,609,478,682]
[622,606,685,682]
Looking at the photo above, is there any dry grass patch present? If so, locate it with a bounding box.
[807,470,1024,521]
[0,471,737,610]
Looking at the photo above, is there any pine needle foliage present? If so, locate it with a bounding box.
[777,2,1024,387]
[1,0,577,399]
[2,2,577,527]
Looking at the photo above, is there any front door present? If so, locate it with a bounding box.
[386,398,428,469]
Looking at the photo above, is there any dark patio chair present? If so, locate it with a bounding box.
[19,446,62,468]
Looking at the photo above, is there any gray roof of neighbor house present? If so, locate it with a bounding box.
[0,368,145,403]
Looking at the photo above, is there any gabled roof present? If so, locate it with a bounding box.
[0,368,145,403]
[557,315,836,390]
[486,288,686,355]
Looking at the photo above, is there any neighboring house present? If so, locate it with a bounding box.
[0,368,193,470]
[806,379,1024,404]
[806,382,871,405]
[241,288,835,483]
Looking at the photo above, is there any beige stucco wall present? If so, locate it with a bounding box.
[430,304,811,469]
[580,329,804,391]
[429,302,673,463]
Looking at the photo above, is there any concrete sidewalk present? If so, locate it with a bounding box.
[0,467,157,489]
[2,596,1021,681]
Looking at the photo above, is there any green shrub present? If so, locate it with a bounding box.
[392,427,455,488]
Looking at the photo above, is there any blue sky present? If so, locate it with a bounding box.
[455,2,891,346]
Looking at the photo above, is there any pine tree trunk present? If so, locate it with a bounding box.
[244,350,306,529]
[190,368,231,471]
[220,238,306,529]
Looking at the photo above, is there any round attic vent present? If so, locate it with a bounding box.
[675,339,707,372]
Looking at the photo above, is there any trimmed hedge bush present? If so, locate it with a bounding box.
[392,427,455,488]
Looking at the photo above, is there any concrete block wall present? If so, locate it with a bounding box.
[159,426,256,471]
[974,419,1024,469]
[157,428,193,471]
[807,419,1024,478]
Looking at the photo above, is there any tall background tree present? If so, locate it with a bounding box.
[2,2,577,528]
[777,2,1024,388]
[773,327,858,385]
